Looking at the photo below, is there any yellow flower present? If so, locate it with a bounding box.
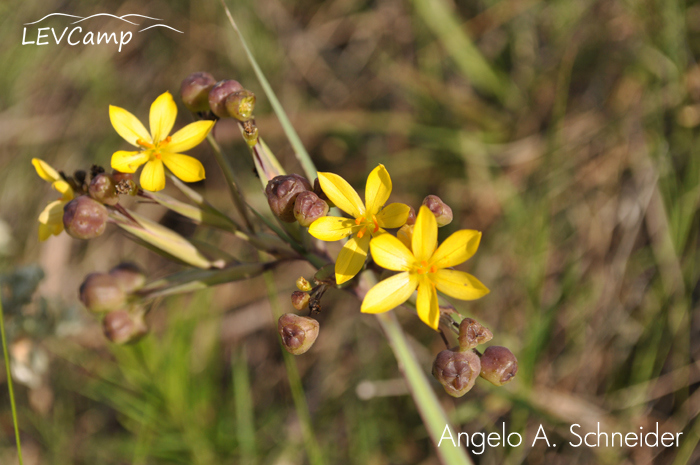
[32,158,74,241]
[109,91,215,192]
[361,206,489,329]
[308,165,410,284]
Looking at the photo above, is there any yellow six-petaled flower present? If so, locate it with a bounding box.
[32,158,74,241]
[361,205,489,329]
[308,165,410,284]
[110,91,215,192]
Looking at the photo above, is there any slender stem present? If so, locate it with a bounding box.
[206,133,255,232]
[219,0,318,181]
[263,271,325,465]
[354,274,473,465]
[0,297,24,465]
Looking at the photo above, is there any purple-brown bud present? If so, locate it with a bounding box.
[458,318,493,351]
[102,309,148,345]
[432,348,481,397]
[265,174,312,222]
[109,263,146,294]
[208,80,244,118]
[63,196,108,239]
[88,173,119,206]
[79,273,126,314]
[291,291,310,311]
[293,191,329,227]
[278,313,320,355]
[112,171,138,196]
[180,72,217,113]
[479,346,518,386]
[422,195,453,227]
[225,90,256,122]
[406,206,416,225]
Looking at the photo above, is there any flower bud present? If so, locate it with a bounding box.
[265,174,312,222]
[79,273,126,313]
[296,276,313,292]
[63,196,108,239]
[208,80,244,118]
[458,318,493,351]
[102,309,148,345]
[397,224,413,249]
[112,171,138,195]
[180,72,217,113]
[278,313,320,355]
[432,348,481,397]
[88,173,119,206]
[109,263,146,293]
[406,206,416,225]
[291,291,310,310]
[479,346,518,386]
[422,195,453,227]
[293,191,329,227]
[225,90,256,122]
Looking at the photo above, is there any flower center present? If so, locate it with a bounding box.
[416,260,437,275]
[137,136,171,150]
[354,215,380,239]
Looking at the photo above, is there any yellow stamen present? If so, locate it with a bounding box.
[372,214,379,233]
[355,217,364,226]
[357,227,367,239]
[159,136,172,147]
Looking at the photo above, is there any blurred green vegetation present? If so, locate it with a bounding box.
[2,0,700,463]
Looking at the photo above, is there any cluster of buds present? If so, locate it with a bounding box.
[56,165,138,240]
[397,195,452,248]
[79,263,149,344]
[432,318,517,397]
[180,72,258,146]
[265,174,329,226]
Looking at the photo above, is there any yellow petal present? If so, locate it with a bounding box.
[38,222,62,241]
[397,224,413,249]
[32,158,60,182]
[149,91,177,143]
[161,152,205,183]
[432,230,482,269]
[140,159,166,192]
[335,232,371,284]
[111,150,149,174]
[38,200,65,225]
[317,172,365,219]
[364,164,392,216]
[52,181,74,201]
[369,233,415,271]
[416,278,440,330]
[376,203,410,229]
[308,216,355,241]
[412,205,437,262]
[361,272,419,314]
[167,120,215,153]
[109,105,151,146]
[432,269,489,301]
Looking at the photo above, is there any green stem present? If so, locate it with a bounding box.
[219,0,318,181]
[206,133,255,232]
[355,273,473,465]
[263,272,325,465]
[0,296,24,465]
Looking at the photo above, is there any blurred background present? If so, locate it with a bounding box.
[1,0,700,463]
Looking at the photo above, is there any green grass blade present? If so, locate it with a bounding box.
[219,0,318,180]
[233,345,258,465]
[0,293,24,465]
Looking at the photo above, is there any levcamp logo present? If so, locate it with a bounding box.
[22,13,183,52]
